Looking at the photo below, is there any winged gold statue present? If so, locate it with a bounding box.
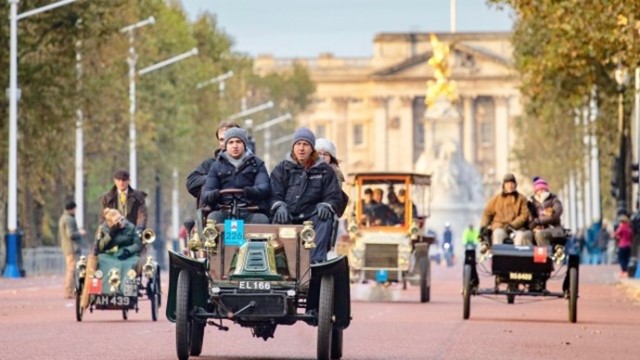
[425,34,458,107]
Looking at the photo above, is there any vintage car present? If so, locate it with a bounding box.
[74,230,162,321]
[462,228,579,322]
[166,189,351,360]
[340,172,434,302]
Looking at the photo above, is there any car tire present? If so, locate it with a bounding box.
[463,264,472,320]
[75,284,83,322]
[150,279,159,322]
[420,257,430,303]
[176,270,192,360]
[190,322,205,356]
[122,309,128,320]
[331,326,343,359]
[318,274,334,360]
[568,267,578,323]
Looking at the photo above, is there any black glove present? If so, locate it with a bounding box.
[117,248,130,260]
[316,204,333,221]
[202,189,220,206]
[273,204,290,224]
[244,186,259,199]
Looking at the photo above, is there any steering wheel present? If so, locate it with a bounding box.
[218,188,260,218]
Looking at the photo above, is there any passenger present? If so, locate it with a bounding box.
[479,173,532,245]
[270,127,342,263]
[397,189,418,220]
[94,208,142,260]
[100,170,147,231]
[315,138,345,188]
[186,121,240,208]
[201,128,271,224]
[372,188,384,204]
[528,177,563,247]
[388,190,404,220]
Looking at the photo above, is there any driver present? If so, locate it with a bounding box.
[270,127,342,263]
[479,173,532,246]
[94,208,142,260]
[201,127,271,224]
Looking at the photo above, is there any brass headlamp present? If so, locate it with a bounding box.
[108,268,120,293]
[202,219,219,253]
[553,245,565,265]
[409,221,419,240]
[142,256,155,278]
[75,255,87,279]
[300,220,316,250]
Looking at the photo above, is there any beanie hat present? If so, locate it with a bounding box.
[223,127,249,148]
[292,127,315,148]
[533,178,549,192]
[315,138,337,159]
[64,200,76,210]
[503,173,517,184]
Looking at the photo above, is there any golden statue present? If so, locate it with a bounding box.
[425,34,458,107]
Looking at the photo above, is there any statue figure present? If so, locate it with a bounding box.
[425,34,458,107]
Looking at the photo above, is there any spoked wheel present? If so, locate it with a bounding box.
[463,264,472,320]
[419,257,430,303]
[75,284,83,322]
[148,278,159,321]
[122,309,128,320]
[330,326,343,360]
[176,270,192,360]
[317,274,334,360]
[507,294,515,304]
[156,266,163,308]
[190,322,205,356]
[568,267,578,323]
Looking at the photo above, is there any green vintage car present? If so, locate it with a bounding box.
[74,230,162,321]
[166,189,351,360]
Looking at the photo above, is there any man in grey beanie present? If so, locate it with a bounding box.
[269,127,343,262]
[201,127,271,223]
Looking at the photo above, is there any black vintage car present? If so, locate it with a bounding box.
[166,189,351,360]
[462,228,579,322]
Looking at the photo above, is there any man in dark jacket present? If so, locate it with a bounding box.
[201,127,271,223]
[270,127,342,263]
[186,121,240,207]
[100,170,147,231]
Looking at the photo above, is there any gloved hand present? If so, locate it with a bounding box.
[273,204,290,224]
[117,248,130,260]
[202,189,220,206]
[316,204,333,221]
[244,186,259,199]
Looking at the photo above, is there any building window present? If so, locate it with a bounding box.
[316,124,326,138]
[353,124,364,146]
[480,121,493,146]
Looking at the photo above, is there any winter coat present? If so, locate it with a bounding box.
[186,157,216,206]
[528,192,563,229]
[480,191,530,231]
[58,211,82,256]
[94,220,141,258]
[100,185,148,230]
[201,151,271,213]
[270,154,342,221]
[615,221,633,249]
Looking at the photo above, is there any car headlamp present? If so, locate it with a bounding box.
[301,221,316,250]
[553,245,565,265]
[142,256,155,278]
[202,219,219,252]
[127,269,137,280]
[75,256,87,278]
[409,221,419,239]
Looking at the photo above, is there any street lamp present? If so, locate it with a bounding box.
[196,70,234,96]
[227,100,274,121]
[4,0,81,278]
[253,113,293,170]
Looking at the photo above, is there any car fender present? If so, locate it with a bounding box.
[165,250,209,322]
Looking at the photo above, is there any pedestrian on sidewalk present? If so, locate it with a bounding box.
[614,215,633,278]
[58,200,85,299]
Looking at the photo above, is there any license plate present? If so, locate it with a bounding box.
[238,281,271,291]
[93,294,132,307]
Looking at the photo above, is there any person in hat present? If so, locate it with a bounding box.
[94,208,142,261]
[186,121,241,208]
[315,138,345,187]
[59,200,85,299]
[201,127,271,223]
[270,127,342,263]
[614,215,633,278]
[99,169,147,231]
[479,173,531,245]
[527,177,564,246]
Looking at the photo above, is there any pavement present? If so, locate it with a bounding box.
[618,277,640,301]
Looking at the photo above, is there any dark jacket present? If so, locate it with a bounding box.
[270,154,342,220]
[186,151,219,206]
[94,220,142,259]
[100,185,148,230]
[528,192,563,230]
[201,150,271,212]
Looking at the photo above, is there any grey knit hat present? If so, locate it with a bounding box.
[315,138,337,159]
[223,127,249,148]
[291,127,315,148]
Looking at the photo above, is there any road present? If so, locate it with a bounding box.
[0,264,637,360]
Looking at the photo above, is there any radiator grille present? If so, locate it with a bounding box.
[364,244,398,268]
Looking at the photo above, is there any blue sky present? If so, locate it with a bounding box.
[181,0,514,57]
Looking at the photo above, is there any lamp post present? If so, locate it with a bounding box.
[4,0,81,278]
[614,63,630,216]
[196,70,234,96]
[253,113,293,170]
[120,16,155,189]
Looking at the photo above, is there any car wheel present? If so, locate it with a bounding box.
[75,284,83,322]
[122,309,128,320]
[156,265,162,308]
[190,322,205,356]
[330,326,343,359]
[149,279,159,322]
[420,257,430,303]
[463,264,472,320]
[568,267,578,323]
[176,270,192,360]
[317,274,334,360]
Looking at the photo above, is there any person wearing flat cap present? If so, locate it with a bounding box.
[270,127,343,263]
[201,127,271,223]
[479,173,532,245]
[527,177,564,247]
[100,169,147,231]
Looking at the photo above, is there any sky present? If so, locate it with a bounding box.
[180,0,514,57]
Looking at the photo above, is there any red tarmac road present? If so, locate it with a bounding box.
[0,264,637,360]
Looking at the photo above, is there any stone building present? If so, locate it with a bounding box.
[254,31,521,196]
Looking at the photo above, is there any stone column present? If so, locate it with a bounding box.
[371,96,392,171]
[494,96,510,177]
[462,95,476,164]
[398,96,415,171]
[331,97,351,172]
